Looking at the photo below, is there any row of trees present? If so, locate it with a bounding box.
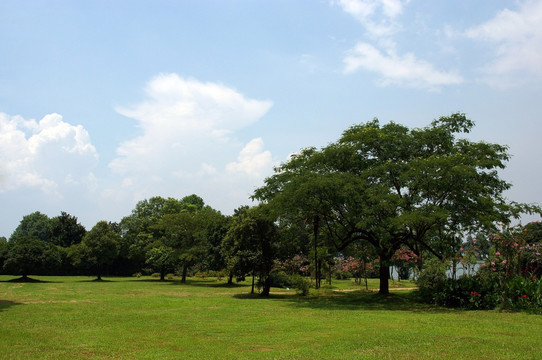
[2,113,540,302]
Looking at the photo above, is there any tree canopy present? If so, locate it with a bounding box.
[254,113,538,294]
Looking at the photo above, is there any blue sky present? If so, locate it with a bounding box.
[1,0,541,237]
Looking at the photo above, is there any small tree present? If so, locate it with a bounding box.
[222,205,279,296]
[145,245,178,281]
[70,221,119,280]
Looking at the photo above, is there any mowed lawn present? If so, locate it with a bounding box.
[1,276,541,360]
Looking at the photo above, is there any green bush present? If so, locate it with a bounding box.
[505,276,542,313]
[151,273,160,278]
[290,274,311,296]
[269,271,291,288]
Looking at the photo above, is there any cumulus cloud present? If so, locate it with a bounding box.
[344,42,464,90]
[465,0,542,87]
[108,74,274,210]
[226,138,273,178]
[0,112,97,195]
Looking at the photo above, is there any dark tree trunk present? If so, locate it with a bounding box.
[97,265,102,281]
[379,254,390,295]
[260,276,271,296]
[227,272,234,285]
[181,264,188,283]
[160,270,165,281]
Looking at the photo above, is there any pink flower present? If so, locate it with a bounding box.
[502,260,507,264]
[496,252,501,256]
[491,262,495,266]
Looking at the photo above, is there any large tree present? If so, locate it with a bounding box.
[3,236,61,280]
[157,205,223,283]
[50,211,86,247]
[10,211,52,243]
[70,221,120,280]
[254,113,536,294]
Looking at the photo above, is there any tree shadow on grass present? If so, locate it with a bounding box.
[77,278,113,283]
[0,300,23,312]
[235,289,458,313]
[185,281,249,288]
[1,276,59,283]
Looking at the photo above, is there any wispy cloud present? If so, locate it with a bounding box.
[335,0,461,90]
[108,73,274,209]
[344,42,463,90]
[333,0,407,37]
[465,0,542,87]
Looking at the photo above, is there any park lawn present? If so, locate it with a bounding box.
[0,276,541,360]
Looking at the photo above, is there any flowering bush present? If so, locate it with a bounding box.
[333,256,376,285]
[392,248,421,280]
[274,254,310,276]
[418,223,542,312]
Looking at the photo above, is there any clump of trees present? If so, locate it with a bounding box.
[1,113,540,307]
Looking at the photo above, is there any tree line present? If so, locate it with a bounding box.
[1,113,540,301]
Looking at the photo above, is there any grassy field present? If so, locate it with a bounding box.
[1,276,541,360]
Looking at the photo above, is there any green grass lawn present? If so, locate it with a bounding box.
[1,276,541,360]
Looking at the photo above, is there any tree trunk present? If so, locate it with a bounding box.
[227,272,234,285]
[97,265,102,281]
[379,255,390,295]
[181,264,188,283]
[160,270,165,281]
[251,269,255,294]
[260,276,271,296]
[313,216,320,289]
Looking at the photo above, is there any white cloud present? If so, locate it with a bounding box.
[465,0,542,86]
[108,74,274,211]
[226,138,273,178]
[343,42,464,90]
[335,0,460,90]
[0,112,98,195]
[333,0,408,37]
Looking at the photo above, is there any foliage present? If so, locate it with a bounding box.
[254,113,533,294]
[9,211,52,243]
[0,236,8,273]
[222,205,279,295]
[156,205,223,283]
[274,254,310,276]
[289,274,311,296]
[145,245,178,281]
[2,236,61,278]
[418,223,542,312]
[69,221,120,280]
[50,211,86,247]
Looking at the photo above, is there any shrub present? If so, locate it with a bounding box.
[166,273,174,280]
[269,271,291,288]
[132,272,142,278]
[151,273,160,278]
[290,274,311,296]
[415,258,447,300]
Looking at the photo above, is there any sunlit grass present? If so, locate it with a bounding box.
[1,275,541,359]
